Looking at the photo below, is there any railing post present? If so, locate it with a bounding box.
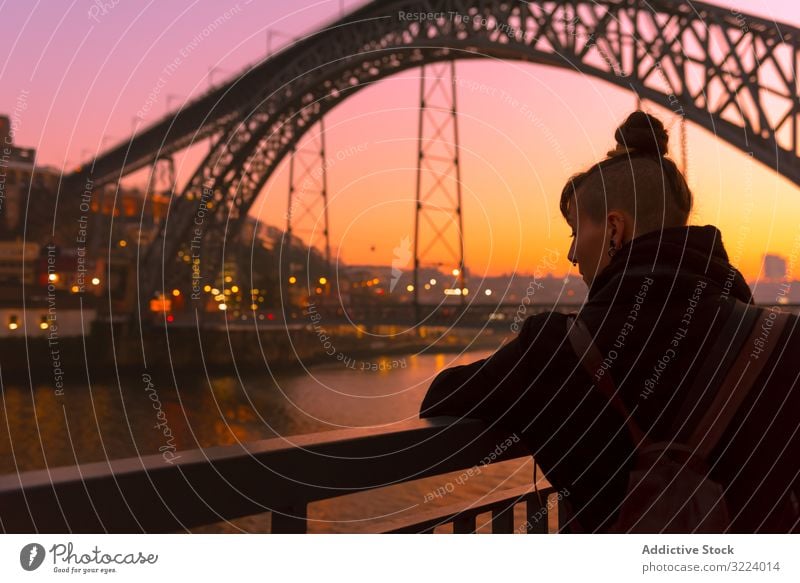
[491,505,516,533]
[525,496,549,534]
[271,504,308,533]
[452,514,476,534]
[556,495,570,533]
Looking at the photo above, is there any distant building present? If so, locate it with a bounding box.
[763,254,787,281]
[0,241,39,285]
[0,115,60,239]
[88,185,169,248]
[0,290,96,338]
[35,245,90,293]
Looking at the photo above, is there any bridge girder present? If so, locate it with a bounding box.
[71,0,798,299]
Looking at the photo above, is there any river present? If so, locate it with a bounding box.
[0,349,540,533]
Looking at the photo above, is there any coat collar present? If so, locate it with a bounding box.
[588,225,754,303]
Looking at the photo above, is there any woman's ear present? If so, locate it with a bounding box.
[606,210,628,248]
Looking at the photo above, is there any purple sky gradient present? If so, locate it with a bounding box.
[2,0,797,169]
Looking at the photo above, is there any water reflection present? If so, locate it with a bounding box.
[1,349,540,533]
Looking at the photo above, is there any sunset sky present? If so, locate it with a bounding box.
[2,0,799,283]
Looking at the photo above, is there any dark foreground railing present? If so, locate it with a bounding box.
[0,418,563,534]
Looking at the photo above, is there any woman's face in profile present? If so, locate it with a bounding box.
[565,193,613,287]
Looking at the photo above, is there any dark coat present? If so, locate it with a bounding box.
[419,225,800,532]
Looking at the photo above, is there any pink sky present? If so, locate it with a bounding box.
[2,0,799,281]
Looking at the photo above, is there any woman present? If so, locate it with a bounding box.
[419,111,800,533]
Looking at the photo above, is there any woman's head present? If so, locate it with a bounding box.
[560,111,693,286]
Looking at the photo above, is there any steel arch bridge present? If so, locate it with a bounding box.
[66,0,800,300]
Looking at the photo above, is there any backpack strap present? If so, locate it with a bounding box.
[688,305,792,458]
[567,299,792,458]
[566,315,652,448]
[670,297,757,440]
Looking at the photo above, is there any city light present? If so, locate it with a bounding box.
[211,288,220,295]
[319,276,328,285]
[204,285,212,292]
[444,288,462,296]
[485,289,492,296]
[224,276,232,283]
[462,288,469,295]
[91,277,100,285]
[8,322,18,330]
[149,297,172,313]
[39,321,49,330]
[288,276,297,284]
[218,303,228,311]
[48,273,58,282]
[119,240,127,247]
[231,285,239,293]
[406,284,414,292]
[429,278,437,285]
[172,289,180,297]
[71,285,80,293]
[451,268,460,276]
[424,283,431,290]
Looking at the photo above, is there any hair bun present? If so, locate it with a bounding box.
[613,111,668,157]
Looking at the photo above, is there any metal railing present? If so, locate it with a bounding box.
[0,418,563,534]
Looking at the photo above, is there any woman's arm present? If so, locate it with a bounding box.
[419,314,556,421]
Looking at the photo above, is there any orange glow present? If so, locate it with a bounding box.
[247,59,800,285]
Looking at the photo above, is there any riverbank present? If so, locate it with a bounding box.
[0,321,507,385]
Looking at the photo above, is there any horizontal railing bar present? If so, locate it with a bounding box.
[0,417,530,533]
